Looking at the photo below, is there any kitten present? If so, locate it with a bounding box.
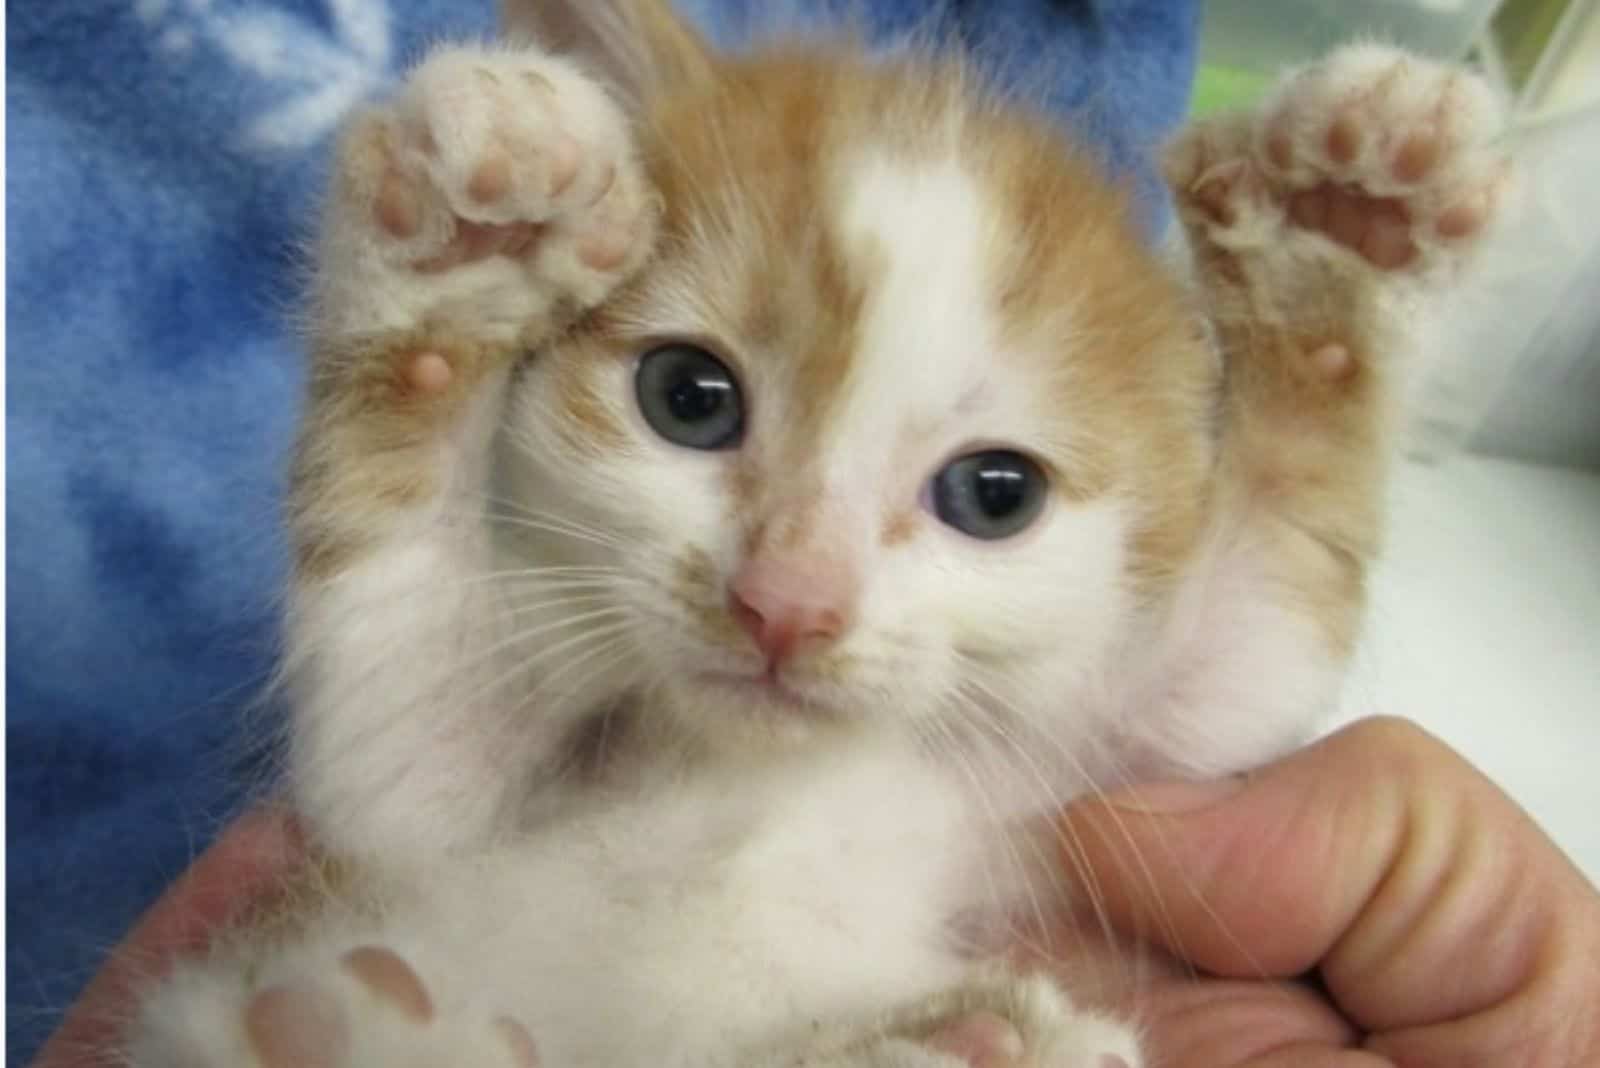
[124,3,1510,1067]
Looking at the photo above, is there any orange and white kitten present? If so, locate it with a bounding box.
[128,3,1509,1067]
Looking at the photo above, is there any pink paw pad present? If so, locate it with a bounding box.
[1392,129,1442,183]
[494,1016,542,1068]
[1288,185,1417,269]
[1309,342,1356,381]
[376,172,422,240]
[245,986,348,1068]
[240,946,542,1068]
[341,946,435,1021]
[927,1011,1026,1068]
[403,352,454,395]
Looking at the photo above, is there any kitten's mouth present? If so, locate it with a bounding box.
[696,669,837,719]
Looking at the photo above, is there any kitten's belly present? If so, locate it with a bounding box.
[349,743,993,1067]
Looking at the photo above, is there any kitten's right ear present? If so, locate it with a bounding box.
[500,0,714,112]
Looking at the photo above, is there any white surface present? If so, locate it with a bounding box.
[1336,454,1600,884]
[1453,102,1600,468]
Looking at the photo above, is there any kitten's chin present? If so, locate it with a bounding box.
[656,670,862,749]
[702,670,839,717]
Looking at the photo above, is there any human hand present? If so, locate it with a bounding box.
[1055,716,1600,1067]
[31,807,306,1068]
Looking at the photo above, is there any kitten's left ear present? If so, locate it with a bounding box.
[500,0,715,113]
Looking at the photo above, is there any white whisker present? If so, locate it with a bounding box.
[940,689,1070,964]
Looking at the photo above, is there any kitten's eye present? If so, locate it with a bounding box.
[930,450,1047,540]
[635,344,745,450]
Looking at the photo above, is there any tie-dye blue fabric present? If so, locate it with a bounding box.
[5,1,1197,1059]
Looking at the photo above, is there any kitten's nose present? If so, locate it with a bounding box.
[728,556,856,667]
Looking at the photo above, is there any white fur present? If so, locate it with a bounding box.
[824,150,1139,791]
[1114,530,1346,781]
[138,744,974,1068]
[137,736,1150,1068]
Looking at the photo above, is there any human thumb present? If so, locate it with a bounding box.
[1058,716,1600,1066]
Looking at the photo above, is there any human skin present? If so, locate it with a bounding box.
[1052,716,1600,1067]
[31,807,307,1068]
[33,717,1600,1068]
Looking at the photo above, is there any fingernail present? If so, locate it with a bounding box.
[1110,776,1248,814]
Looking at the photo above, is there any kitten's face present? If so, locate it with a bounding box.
[503,48,1217,753]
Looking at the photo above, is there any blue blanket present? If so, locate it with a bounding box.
[6,1,1197,1060]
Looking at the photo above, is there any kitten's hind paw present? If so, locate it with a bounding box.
[861,973,1142,1068]
[131,944,539,1068]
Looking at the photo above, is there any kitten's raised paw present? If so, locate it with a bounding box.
[132,945,539,1068]
[322,45,657,341]
[1169,43,1510,277]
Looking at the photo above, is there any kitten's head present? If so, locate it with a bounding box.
[500,0,1218,758]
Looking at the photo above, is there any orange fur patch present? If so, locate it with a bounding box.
[563,38,1220,602]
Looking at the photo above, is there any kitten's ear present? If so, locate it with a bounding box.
[500,0,714,112]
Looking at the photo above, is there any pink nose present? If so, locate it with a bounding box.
[728,556,856,666]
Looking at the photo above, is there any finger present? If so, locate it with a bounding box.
[1023,917,1361,1068]
[1136,976,1363,1068]
[1228,1049,1392,1068]
[33,806,307,1068]
[1059,716,1600,1066]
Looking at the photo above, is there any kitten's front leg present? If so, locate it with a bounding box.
[289,45,657,866]
[1135,46,1511,773]
[1166,42,1509,516]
